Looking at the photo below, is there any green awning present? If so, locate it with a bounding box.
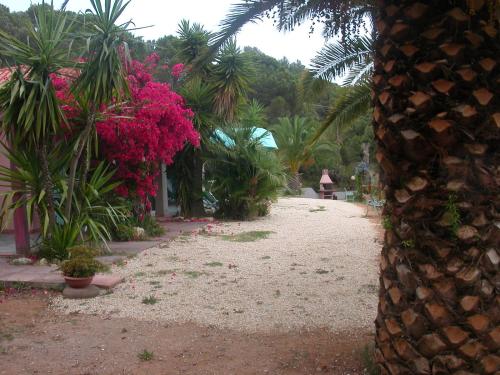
[214,127,278,149]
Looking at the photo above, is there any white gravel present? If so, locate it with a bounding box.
[52,198,381,333]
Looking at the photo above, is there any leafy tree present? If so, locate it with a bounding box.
[217,1,500,374]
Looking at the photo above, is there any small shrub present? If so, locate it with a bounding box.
[60,258,104,278]
[59,246,107,277]
[131,215,165,238]
[114,224,135,241]
[138,349,154,361]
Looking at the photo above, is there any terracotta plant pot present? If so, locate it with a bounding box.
[64,276,94,289]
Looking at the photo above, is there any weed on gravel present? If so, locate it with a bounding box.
[222,230,274,242]
[142,296,158,305]
[309,205,326,212]
[204,261,223,267]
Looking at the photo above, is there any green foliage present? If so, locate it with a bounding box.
[137,349,154,361]
[0,2,73,142]
[141,296,158,305]
[382,216,393,230]
[130,215,165,238]
[39,220,82,261]
[72,162,128,243]
[60,257,103,278]
[59,244,106,277]
[0,140,70,236]
[114,224,134,242]
[207,127,285,220]
[271,116,332,191]
[401,240,415,248]
[445,194,461,235]
[360,344,380,375]
[221,230,274,242]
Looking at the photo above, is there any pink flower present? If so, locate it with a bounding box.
[171,63,185,79]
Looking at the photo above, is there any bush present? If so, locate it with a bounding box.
[207,127,285,220]
[114,224,135,241]
[129,215,165,238]
[140,215,165,237]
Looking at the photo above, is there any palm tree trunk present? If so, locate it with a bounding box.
[373,1,499,374]
[190,152,206,217]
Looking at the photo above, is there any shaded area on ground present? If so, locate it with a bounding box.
[0,295,373,375]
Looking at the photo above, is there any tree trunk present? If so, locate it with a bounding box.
[38,141,57,233]
[189,152,206,217]
[65,112,95,218]
[373,2,499,374]
[288,172,301,193]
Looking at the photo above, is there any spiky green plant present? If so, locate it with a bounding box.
[0,1,74,231]
[65,0,132,218]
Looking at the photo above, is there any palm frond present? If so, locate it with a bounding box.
[310,81,371,144]
[310,35,373,81]
[211,0,281,54]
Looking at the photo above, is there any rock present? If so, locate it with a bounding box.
[38,258,49,266]
[132,227,145,240]
[10,257,33,265]
[62,285,100,299]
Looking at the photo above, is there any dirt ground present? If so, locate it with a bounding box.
[1,294,373,375]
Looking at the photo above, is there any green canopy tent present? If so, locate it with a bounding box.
[213,127,278,149]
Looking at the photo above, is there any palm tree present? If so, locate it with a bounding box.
[217,1,500,373]
[173,21,252,217]
[272,116,325,191]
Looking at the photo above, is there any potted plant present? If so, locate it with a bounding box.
[59,246,105,288]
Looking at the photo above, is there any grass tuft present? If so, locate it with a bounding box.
[309,205,326,212]
[142,296,158,305]
[138,349,154,361]
[222,230,274,242]
[204,261,223,267]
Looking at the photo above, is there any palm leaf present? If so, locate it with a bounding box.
[310,81,371,144]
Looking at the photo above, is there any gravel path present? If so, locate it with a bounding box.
[52,198,381,333]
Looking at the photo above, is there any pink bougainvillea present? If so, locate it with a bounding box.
[54,55,199,209]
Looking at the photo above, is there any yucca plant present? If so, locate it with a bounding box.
[211,39,253,122]
[71,162,127,245]
[0,1,74,231]
[207,127,285,220]
[65,0,132,218]
[0,140,70,235]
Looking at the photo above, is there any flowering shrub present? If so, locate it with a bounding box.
[55,54,199,210]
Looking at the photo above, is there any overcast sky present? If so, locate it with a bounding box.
[1,0,327,66]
